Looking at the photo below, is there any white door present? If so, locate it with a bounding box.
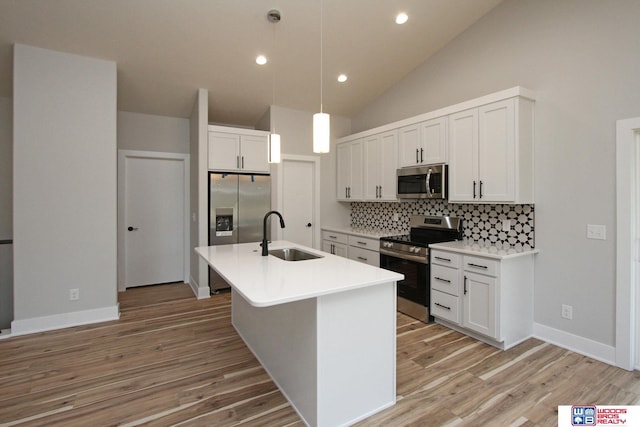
[281,158,315,248]
[122,154,186,288]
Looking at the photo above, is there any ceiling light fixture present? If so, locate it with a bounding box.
[337,74,348,83]
[256,55,267,65]
[313,0,330,154]
[267,9,281,163]
[396,12,408,25]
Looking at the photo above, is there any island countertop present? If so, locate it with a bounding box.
[195,240,404,307]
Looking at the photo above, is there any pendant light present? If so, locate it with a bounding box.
[268,9,281,163]
[313,0,330,153]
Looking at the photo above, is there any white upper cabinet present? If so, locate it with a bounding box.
[398,117,447,168]
[363,131,398,201]
[448,97,533,203]
[336,139,363,201]
[208,127,269,173]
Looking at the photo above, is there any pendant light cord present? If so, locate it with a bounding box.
[272,21,277,133]
[319,0,323,114]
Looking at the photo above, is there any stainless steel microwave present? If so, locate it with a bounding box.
[397,164,447,199]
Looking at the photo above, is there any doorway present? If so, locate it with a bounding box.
[615,117,640,370]
[275,155,320,248]
[117,150,190,292]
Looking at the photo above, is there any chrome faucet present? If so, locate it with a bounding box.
[262,210,286,256]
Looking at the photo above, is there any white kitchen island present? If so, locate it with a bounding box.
[195,241,403,427]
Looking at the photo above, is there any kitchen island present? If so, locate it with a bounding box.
[195,241,403,427]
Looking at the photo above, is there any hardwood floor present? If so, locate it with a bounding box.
[1,283,639,426]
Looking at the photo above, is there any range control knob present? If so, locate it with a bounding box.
[409,246,417,253]
[384,242,393,248]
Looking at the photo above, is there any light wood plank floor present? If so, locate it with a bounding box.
[1,283,639,426]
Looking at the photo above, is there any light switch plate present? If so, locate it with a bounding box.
[586,224,606,240]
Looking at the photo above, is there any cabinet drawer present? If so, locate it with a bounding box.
[463,255,498,277]
[431,290,460,324]
[321,231,348,245]
[348,246,379,267]
[431,250,460,268]
[431,264,460,296]
[348,235,379,251]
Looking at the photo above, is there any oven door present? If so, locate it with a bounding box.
[380,252,431,322]
[397,164,447,199]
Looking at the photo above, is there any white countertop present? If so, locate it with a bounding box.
[195,241,403,307]
[321,226,401,239]
[429,240,539,260]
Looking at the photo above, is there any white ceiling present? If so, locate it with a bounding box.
[0,0,502,127]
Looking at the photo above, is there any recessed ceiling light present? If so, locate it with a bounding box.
[256,55,267,65]
[337,74,348,83]
[396,12,408,25]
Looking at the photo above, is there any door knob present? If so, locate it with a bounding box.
[306,223,312,227]
[127,226,139,231]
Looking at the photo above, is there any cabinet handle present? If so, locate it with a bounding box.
[345,187,348,198]
[479,180,483,199]
[237,155,240,169]
[330,244,335,254]
[434,276,451,283]
[464,276,468,295]
[467,262,488,269]
[420,148,424,163]
[329,235,337,239]
[357,256,368,261]
[434,256,451,262]
[435,302,451,311]
[348,187,351,198]
[378,185,382,198]
[416,148,419,163]
[241,156,245,169]
[473,181,477,199]
[357,241,367,246]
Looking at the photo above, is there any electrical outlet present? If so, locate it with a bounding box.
[69,288,80,301]
[586,224,606,240]
[502,220,511,232]
[392,212,399,222]
[561,304,573,320]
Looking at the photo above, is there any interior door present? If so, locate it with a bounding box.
[281,158,315,248]
[124,156,185,287]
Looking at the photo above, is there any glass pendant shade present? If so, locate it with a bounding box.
[313,112,330,153]
[269,133,281,163]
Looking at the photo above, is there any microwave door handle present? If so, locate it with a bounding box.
[426,168,432,194]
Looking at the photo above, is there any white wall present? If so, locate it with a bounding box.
[118,111,189,154]
[12,44,118,331]
[0,96,13,329]
[267,105,351,229]
[189,88,210,298]
[352,0,640,348]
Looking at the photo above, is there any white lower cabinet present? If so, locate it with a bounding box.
[321,229,380,267]
[430,248,534,350]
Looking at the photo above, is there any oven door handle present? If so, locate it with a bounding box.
[379,248,428,264]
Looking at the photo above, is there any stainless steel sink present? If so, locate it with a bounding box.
[269,248,323,261]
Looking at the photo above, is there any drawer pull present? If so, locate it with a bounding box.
[435,302,451,311]
[357,256,368,261]
[464,276,468,295]
[357,241,367,245]
[434,256,451,262]
[329,235,337,239]
[434,277,451,284]
[467,262,488,269]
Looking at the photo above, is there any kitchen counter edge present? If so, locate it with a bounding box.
[429,241,539,260]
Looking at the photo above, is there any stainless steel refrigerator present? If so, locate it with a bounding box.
[209,172,271,291]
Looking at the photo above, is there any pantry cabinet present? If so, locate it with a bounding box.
[363,131,398,201]
[336,140,363,201]
[398,117,447,168]
[208,127,269,173]
[430,244,535,350]
[448,98,534,203]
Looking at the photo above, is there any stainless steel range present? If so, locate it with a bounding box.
[379,215,462,323]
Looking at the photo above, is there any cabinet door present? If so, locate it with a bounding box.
[421,117,447,164]
[448,109,479,202]
[398,124,420,167]
[336,142,351,201]
[240,135,269,173]
[363,135,380,200]
[349,139,364,200]
[378,131,398,200]
[478,99,515,202]
[462,272,497,339]
[208,132,240,171]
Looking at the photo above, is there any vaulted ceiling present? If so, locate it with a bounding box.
[0,0,502,126]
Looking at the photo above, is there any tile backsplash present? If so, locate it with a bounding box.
[350,200,535,250]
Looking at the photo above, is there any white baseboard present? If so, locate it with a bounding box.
[188,275,210,300]
[533,322,616,366]
[10,304,120,337]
